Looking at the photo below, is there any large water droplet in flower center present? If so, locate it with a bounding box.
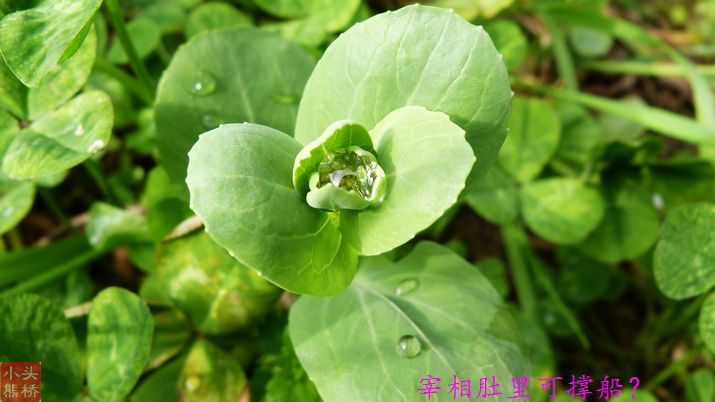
[317,147,385,200]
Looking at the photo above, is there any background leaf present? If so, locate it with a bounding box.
[655,203,715,299]
[3,90,114,179]
[465,166,518,224]
[498,97,561,183]
[186,2,252,38]
[88,287,154,402]
[290,242,529,402]
[155,28,315,196]
[0,0,102,86]
[519,177,605,245]
[0,293,83,400]
[179,339,247,402]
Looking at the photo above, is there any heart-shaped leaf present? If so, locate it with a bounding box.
[3,90,113,179]
[655,203,715,299]
[290,242,529,402]
[0,0,102,86]
[519,177,605,245]
[0,293,83,400]
[88,287,154,402]
[498,97,561,183]
[186,123,358,296]
[155,28,315,196]
[295,4,511,183]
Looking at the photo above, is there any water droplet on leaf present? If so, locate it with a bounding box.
[190,70,216,96]
[202,114,223,129]
[396,335,421,358]
[652,193,665,211]
[2,207,13,217]
[74,124,85,136]
[317,147,386,201]
[395,278,419,296]
[87,139,105,153]
[184,375,201,393]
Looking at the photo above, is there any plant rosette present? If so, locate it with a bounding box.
[186,5,511,296]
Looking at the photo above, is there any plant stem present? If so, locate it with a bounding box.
[104,0,154,98]
[644,347,701,391]
[6,228,23,251]
[39,188,79,235]
[0,248,105,298]
[541,12,578,90]
[83,160,116,204]
[501,223,538,319]
[93,59,153,105]
[582,59,715,80]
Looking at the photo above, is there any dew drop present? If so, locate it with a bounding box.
[74,124,85,136]
[317,147,385,200]
[184,375,201,393]
[202,114,223,129]
[86,139,105,153]
[395,278,419,296]
[190,70,216,96]
[396,335,421,358]
[652,193,665,211]
[2,207,13,217]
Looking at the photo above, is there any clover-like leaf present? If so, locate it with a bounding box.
[186,2,252,38]
[155,28,315,196]
[426,0,513,20]
[341,106,475,256]
[484,19,527,71]
[553,102,603,170]
[654,203,715,299]
[187,123,358,296]
[146,231,281,334]
[107,17,161,64]
[180,339,247,402]
[254,0,360,33]
[295,4,511,183]
[700,291,715,355]
[0,293,83,400]
[0,111,34,235]
[519,177,605,245]
[2,90,113,179]
[578,185,660,263]
[289,242,529,402]
[88,287,154,402]
[86,202,152,250]
[0,0,102,86]
[465,166,518,224]
[498,97,561,183]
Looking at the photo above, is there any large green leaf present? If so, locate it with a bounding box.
[186,123,358,296]
[498,97,561,183]
[290,242,529,402]
[0,293,83,400]
[341,106,475,255]
[519,178,605,245]
[155,28,315,195]
[0,0,101,86]
[3,90,113,179]
[146,231,281,334]
[654,203,715,299]
[295,5,511,184]
[88,287,154,402]
[465,166,518,224]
